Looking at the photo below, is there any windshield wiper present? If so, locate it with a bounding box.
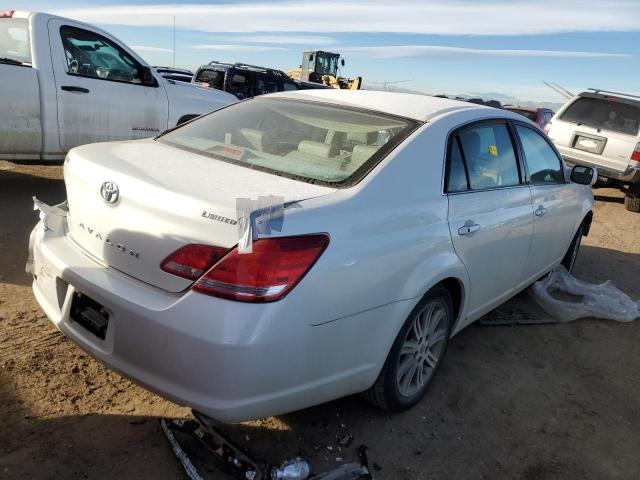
[0,57,25,66]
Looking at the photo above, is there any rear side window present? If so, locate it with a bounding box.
[515,125,564,184]
[561,97,640,136]
[229,72,252,98]
[60,26,142,84]
[195,69,225,89]
[283,80,299,91]
[446,139,468,192]
[456,123,520,190]
[0,18,31,65]
[255,74,280,95]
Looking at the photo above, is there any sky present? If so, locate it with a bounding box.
[12,0,640,106]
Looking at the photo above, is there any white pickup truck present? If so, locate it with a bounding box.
[0,10,237,161]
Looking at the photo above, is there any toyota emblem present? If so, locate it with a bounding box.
[100,181,120,204]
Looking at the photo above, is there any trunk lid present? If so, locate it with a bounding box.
[64,139,336,292]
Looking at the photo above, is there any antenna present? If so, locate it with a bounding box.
[552,82,574,98]
[173,16,176,67]
[383,79,413,91]
[543,81,572,100]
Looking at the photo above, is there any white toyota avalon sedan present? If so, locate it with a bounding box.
[29,90,595,422]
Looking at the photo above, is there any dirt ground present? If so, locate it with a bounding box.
[1,160,639,480]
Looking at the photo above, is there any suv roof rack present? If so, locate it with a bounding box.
[206,61,288,77]
[587,88,640,100]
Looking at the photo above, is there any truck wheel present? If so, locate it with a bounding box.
[364,285,452,412]
[624,193,640,213]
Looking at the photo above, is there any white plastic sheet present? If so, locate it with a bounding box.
[530,266,640,322]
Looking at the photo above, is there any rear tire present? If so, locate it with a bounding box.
[624,193,640,213]
[561,223,583,272]
[364,285,453,412]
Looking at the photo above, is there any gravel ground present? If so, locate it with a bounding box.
[1,161,639,480]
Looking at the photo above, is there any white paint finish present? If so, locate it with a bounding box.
[525,183,584,277]
[64,139,336,292]
[47,18,167,151]
[447,187,534,321]
[2,11,237,160]
[0,65,42,154]
[164,79,237,128]
[30,99,594,422]
[269,89,485,122]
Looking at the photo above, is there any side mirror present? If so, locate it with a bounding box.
[141,66,158,87]
[341,58,345,67]
[570,165,597,186]
[309,54,314,62]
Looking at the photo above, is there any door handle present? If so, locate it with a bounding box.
[458,221,481,236]
[61,85,90,93]
[535,205,547,217]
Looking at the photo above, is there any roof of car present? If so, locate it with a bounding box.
[504,105,553,113]
[268,90,489,122]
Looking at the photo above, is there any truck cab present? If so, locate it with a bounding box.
[0,10,237,161]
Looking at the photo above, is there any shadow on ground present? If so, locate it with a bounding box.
[0,166,65,287]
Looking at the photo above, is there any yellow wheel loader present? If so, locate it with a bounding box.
[287,51,362,90]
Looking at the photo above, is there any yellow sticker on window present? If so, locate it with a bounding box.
[488,145,498,156]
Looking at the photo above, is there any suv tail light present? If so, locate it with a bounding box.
[193,235,329,302]
[0,10,15,17]
[161,244,229,280]
[631,142,640,167]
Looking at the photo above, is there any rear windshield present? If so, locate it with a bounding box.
[158,98,419,186]
[0,18,31,65]
[507,108,537,122]
[561,97,640,136]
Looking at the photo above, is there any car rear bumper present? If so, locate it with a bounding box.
[30,221,409,422]
[561,154,640,185]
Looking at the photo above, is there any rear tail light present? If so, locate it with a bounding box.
[190,235,329,302]
[0,10,15,18]
[161,244,229,280]
[631,142,640,167]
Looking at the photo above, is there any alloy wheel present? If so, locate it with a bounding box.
[396,300,448,397]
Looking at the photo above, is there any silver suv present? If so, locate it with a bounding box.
[547,89,640,212]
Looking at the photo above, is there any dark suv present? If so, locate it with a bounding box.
[192,61,328,99]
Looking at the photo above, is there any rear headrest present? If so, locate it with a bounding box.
[240,128,265,150]
[352,145,379,165]
[298,140,332,158]
[347,131,369,144]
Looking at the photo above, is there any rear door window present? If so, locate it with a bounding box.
[283,80,299,91]
[456,123,520,190]
[0,17,31,65]
[229,71,253,98]
[446,138,469,192]
[515,125,564,184]
[561,97,640,136]
[254,74,280,95]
